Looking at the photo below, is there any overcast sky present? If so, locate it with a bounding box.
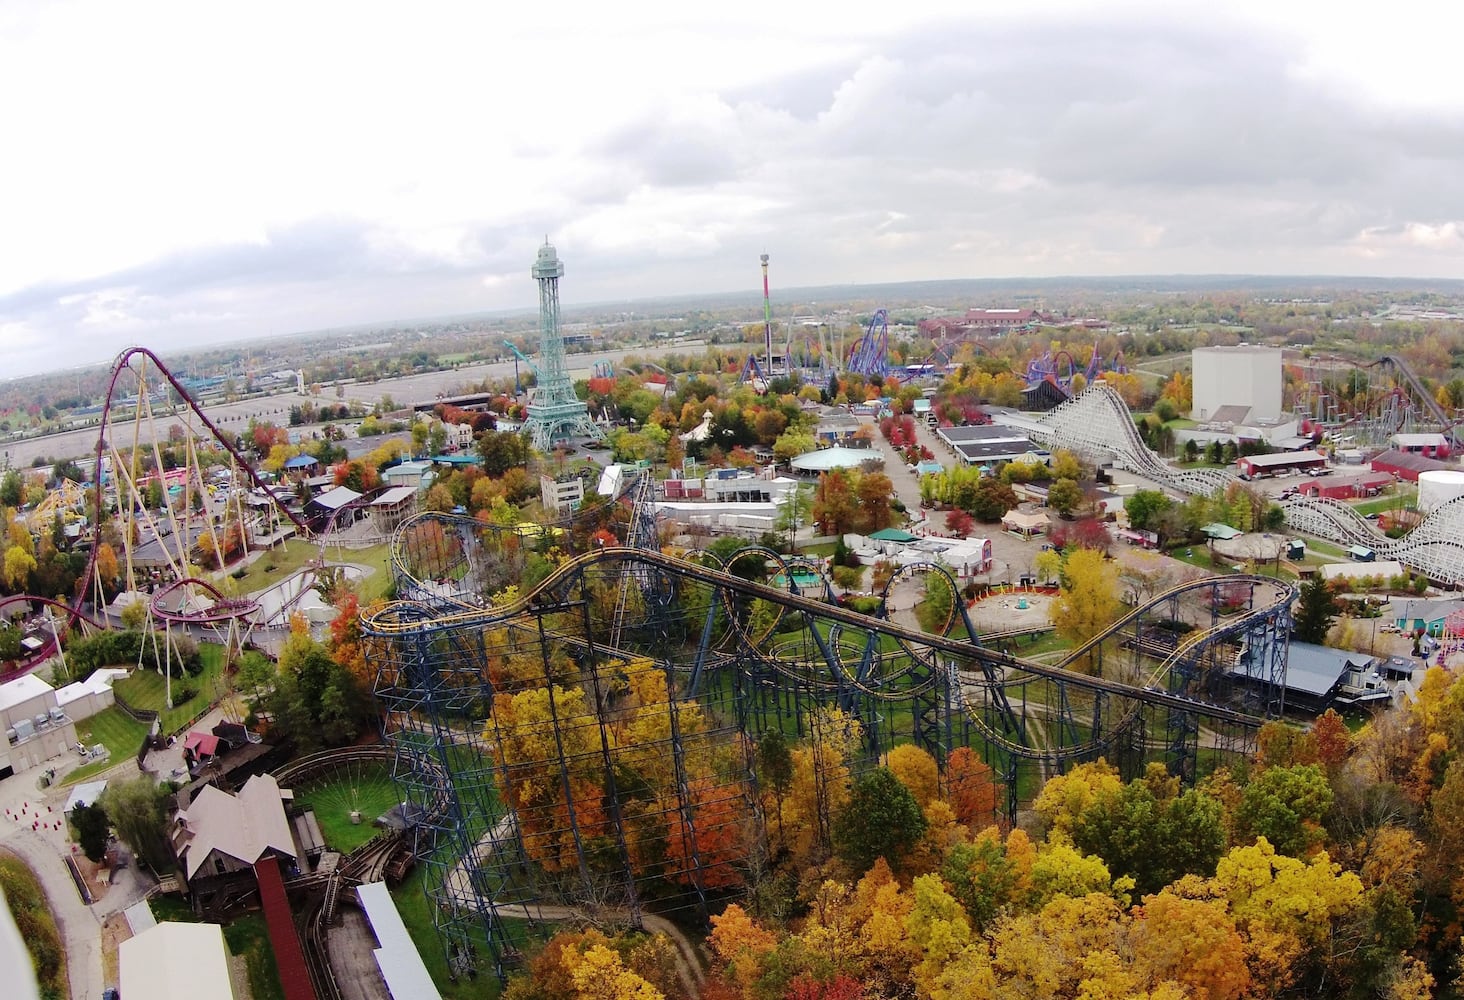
[3,0,1464,378]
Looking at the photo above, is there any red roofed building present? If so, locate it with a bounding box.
[1297,472,1394,501]
[918,308,1046,338]
[183,731,222,773]
[1372,449,1455,483]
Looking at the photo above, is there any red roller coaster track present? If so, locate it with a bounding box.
[2,348,319,677]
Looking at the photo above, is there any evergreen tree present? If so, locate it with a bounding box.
[72,801,110,863]
[833,766,927,873]
[1293,575,1338,644]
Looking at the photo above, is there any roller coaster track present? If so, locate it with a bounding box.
[0,344,648,655]
[950,575,1293,760]
[1015,382,1464,583]
[277,744,456,1000]
[367,538,1287,733]
[368,519,1294,986]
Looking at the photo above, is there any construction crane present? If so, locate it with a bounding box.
[504,340,540,397]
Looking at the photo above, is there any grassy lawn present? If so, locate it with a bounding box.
[149,898,285,1000]
[1349,493,1415,517]
[224,913,286,1000]
[295,762,402,854]
[226,538,321,594]
[64,708,151,785]
[392,867,504,999]
[227,537,395,602]
[112,642,227,733]
[1302,538,1351,560]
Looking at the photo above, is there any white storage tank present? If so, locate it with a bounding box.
[1418,469,1464,513]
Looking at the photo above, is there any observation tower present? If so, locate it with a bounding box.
[522,241,603,451]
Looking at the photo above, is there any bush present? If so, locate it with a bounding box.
[65,629,202,679]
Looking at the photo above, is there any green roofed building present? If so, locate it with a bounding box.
[868,527,918,543]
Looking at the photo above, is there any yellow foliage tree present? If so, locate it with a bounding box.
[1032,759,1123,838]
[567,943,665,1000]
[882,743,940,810]
[1213,838,1364,947]
[1051,547,1122,673]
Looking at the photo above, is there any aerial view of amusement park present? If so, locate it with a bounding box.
[11,4,1464,1000]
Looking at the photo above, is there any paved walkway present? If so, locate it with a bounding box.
[0,701,232,1000]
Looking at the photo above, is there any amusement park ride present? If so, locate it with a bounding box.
[0,346,363,688]
[1291,353,1464,450]
[364,487,1293,982]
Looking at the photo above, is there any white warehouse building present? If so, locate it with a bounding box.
[1192,345,1284,423]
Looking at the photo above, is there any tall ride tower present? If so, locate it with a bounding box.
[522,241,603,451]
[761,253,774,373]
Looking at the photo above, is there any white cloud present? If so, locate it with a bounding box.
[5,1,1464,375]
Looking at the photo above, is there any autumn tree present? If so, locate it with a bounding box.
[856,471,895,534]
[1050,548,1123,673]
[3,545,36,591]
[1129,889,1251,1000]
[944,747,998,829]
[813,469,860,537]
[968,477,1017,522]
[1311,709,1352,776]
[881,744,940,810]
[944,507,974,539]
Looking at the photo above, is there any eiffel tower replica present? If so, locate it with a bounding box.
[522,241,604,452]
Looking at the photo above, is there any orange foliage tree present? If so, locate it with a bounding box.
[944,747,999,829]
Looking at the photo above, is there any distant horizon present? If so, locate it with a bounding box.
[6,269,1464,386]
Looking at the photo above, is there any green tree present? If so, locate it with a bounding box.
[1123,489,1172,531]
[833,766,928,873]
[99,776,174,873]
[915,567,955,633]
[831,564,864,592]
[479,430,530,475]
[428,420,449,456]
[1294,575,1339,644]
[1233,763,1333,857]
[72,800,111,863]
[1046,477,1083,518]
[0,469,21,507]
[758,729,795,852]
[941,833,1020,931]
[773,429,817,465]
[1072,778,1226,896]
[775,483,814,549]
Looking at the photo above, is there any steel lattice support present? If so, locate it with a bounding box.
[522,242,604,452]
[366,515,1291,980]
